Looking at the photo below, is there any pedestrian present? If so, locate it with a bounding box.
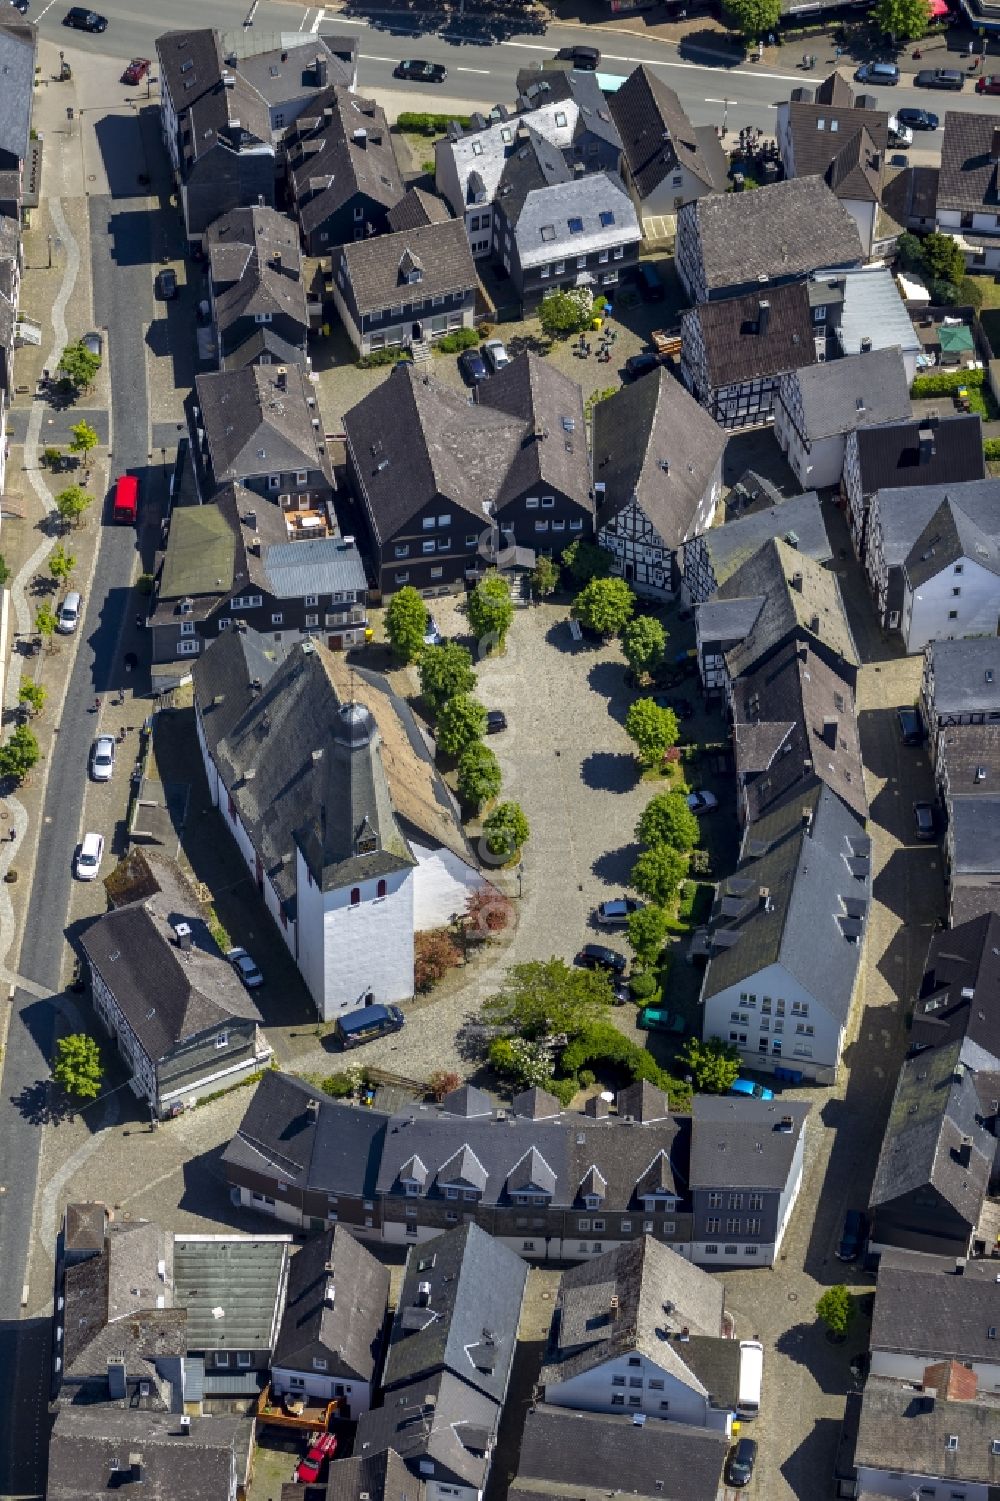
[9,827,16,843]
[135,614,142,630]
[93,696,101,713]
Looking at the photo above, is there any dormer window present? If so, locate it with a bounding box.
[584,1195,602,1210]
[356,816,378,855]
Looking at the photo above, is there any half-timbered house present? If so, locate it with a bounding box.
[681,283,816,432]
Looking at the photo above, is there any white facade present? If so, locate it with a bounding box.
[410,840,484,930]
[701,960,843,1085]
[544,1348,734,1433]
[773,376,850,491]
[272,1362,372,1411]
[856,1464,989,1501]
[938,208,1000,271]
[902,556,1000,654]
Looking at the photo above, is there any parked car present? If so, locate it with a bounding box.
[486,709,507,734]
[636,262,666,303]
[394,58,447,82]
[74,831,105,881]
[156,268,178,300]
[555,44,600,68]
[122,58,150,85]
[82,330,103,358]
[652,693,694,720]
[729,1078,774,1101]
[57,590,82,634]
[423,614,442,647]
[483,337,511,372]
[90,735,116,782]
[595,897,644,928]
[336,1003,405,1049]
[294,1434,338,1485]
[9,0,29,13]
[458,348,488,386]
[726,1438,757,1488]
[914,800,936,841]
[637,1005,685,1034]
[227,946,264,989]
[576,943,627,976]
[976,73,1000,93]
[837,1208,869,1263]
[915,67,964,90]
[64,6,106,28]
[686,790,718,814]
[897,705,924,745]
[854,60,900,85]
[895,107,940,130]
[624,352,660,381]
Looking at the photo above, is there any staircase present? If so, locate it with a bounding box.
[410,338,432,364]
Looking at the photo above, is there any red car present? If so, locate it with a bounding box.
[122,58,150,85]
[976,74,1000,94]
[294,1433,338,1484]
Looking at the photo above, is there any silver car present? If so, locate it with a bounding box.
[90,735,115,781]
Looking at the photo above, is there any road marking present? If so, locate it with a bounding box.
[299,7,310,29]
[456,66,491,74]
[34,0,60,19]
[310,5,325,32]
[497,36,802,84]
[360,54,399,63]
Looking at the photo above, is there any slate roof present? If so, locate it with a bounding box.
[510,1405,728,1501]
[939,110,1000,214]
[46,1407,247,1501]
[158,505,235,602]
[206,483,365,603]
[196,364,331,485]
[507,166,639,267]
[62,1219,184,1387]
[716,536,859,678]
[913,912,1000,1070]
[326,1448,418,1501]
[381,1223,528,1403]
[206,206,308,349]
[479,352,591,516]
[340,219,476,313]
[938,722,1000,795]
[609,64,727,198]
[156,29,224,116]
[869,1038,993,1225]
[684,281,817,388]
[682,176,863,295]
[904,487,1000,588]
[856,414,985,498]
[64,1201,109,1255]
[700,780,871,1018]
[789,347,910,441]
[872,1248,1000,1363]
[855,1374,1000,1484]
[288,88,404,237]
[699,491,830,586]
[593,367,725,550]
[949,795,1000,876]
[387,186,451,233]
[273,1226,388,1380]
[354,1371,498,1491]
[235,36,354,109]
[688,1096,810,1190]
[0,16,36,164]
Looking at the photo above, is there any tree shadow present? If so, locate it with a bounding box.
[592,842,640,885]
[586,659,628,703]
[580,751,638,793]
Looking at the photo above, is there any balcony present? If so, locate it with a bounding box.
[280,494,334,541]
[256,1383,341,1433]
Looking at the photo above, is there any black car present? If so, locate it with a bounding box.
[914,800,936,841]
[897,705,924,745]
[726,1439,757,1489]
[624,352,661,381]
[458,348,488,386]
[837,1208,869,1262]
[555,44,600,69]
[156,268,178,300]
[896,106,940,130]
[64,5,107,28]
[915,67,964,90]
[9,0,30,12]
[636,263,666,303]
[576,943,627,976]
[486,709,508,734]
[394,58,447,83]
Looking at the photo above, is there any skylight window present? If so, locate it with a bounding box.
[568,216,584,234]
[540,225,556,242]
[599,210,615,227]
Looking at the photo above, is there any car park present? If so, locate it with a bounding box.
[122,58,150,85]
[483,338,511,372]
[837,1208,869,1262]
[595,897,643,927]
[294,1433,338,1485]
[895,107,939,130]
[576,943,627,976]
[458,348,488,386]
[897,705,924,745]
[227,947,263,989]
[915,67,964,89]
[57,591,82,634]
[636,263,666,303]
[156,268,178,300]
[976,73,1000,93]
[914,801,936,841]
[90,735,116,782]
[686,791,718,814]
[486,710,507,734]
[555,44,600,69]
[394,59,447,83]
[854,60,900,84]
[726,1438,757,1488]
[637,1005,685,1034]
[64,6,107,28]
[729,1078,774,1101]
[423,615,442,647]
[74,832,105,881]
[624,352,661,381]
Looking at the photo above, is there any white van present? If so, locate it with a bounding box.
[737,1340,764,1420]
[57,590,82,634]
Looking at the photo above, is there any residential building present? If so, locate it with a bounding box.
[344,354,591,596]
[171,1234,291,1400]
[205,205,309,369]
[194,362,333,504]
[330,218,478,356]
[946,793,1000,926]
[62,1202,109,1266]
[593,366,726,597]
[681,283,818,431]
[808,267,922,379]
[688,1095,809,1264]
[863,477,1000,648]
[910,911,1000,1064]
[699,782,872,1086]
[286,87,404,255]
[508,1405,729,1501]
[353,1371,499,1501]
[871,1249,1000,1392]
[774,347,911,490]
[47,1408,247,1501]
[148,484,367,689]
[78,849,271,1117]
[675,175,864,304]
[233,33,358,151]
[882,161,940,234]
[193,629,483,1017]
[539,1237,739,1428]
[921,638,1000,768]
[513,66,623,173]
[386,184,452,234]
[683,488,830,607]
[937,112,1000,272]
[854,1369,1000,1501]
[271,1226,388,1415]
[326,1449,415,1501]
[0,17,34,504]
[844,412,985,561]
[608,64,727,232]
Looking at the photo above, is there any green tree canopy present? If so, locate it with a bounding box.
[467,574,515,651]
[18,679,46,717]
[561,539,612,584]
[69,420,99,467]
[636,790,700,853]
[816,1285,857,1338]
[574,576,635,637]
[57,340,101,392]
[436,694,487,759]
[625,903,670,971]
[35,603,58,642]
[482,799,529,858]
[385,586,429,662]
[622,615,667,680]
[726,0,780,38]
[531,556,560,598]
[54,485,93,528]
[873,0,930,39]
[53,1033,103,1100]
[0,724,40,784]
[457,740,503,810]
[625,698,679,767]
[419,640,476,713]
[539,287,594,338]
[631,842,688,906]
[920,231,966,287]
[481,956,613,1038]
[48,542,76,586]
[677,1035,741,1093]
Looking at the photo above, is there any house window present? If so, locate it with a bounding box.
[613,246,624,260]
[395,545,410,558]
[611,1394,625,1406]
[216,1352,230,1368]
[267,475,280,491]
[215,1031,229,1049]
[178,640,199,656]
[526,497,539,509]
[350,888,361,906]
[237,1352,251,1368]
[446,1187,459,1200]
[465,534,477,547]
[629,1377,642,1388]
[376,879,387,898]
[704,1245,718,1255]
[628,1357,641,1367]
[541,496,555,508]
[706,1217,720,1233]
[430,567,444,579]
[289,1375,305,1388]
[305,594,318,607]
[649,1379,664,1391]
[953,587,961,597]
[554,260,565,274]
[271,613,283,626]
[438,514,451,527]
[395,573,410,585]
[255,312,273,324]
[305,614,318,628]
[628,1395,641,1407]
[423,540,436,554]
[180,621,195,637]
[949,610,959,620]
[621,1219,631,1233]
[570,519,583,530]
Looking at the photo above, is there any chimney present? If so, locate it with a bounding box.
[919,423,936,464]
[416,1281,432,1308]
[992,125,1000,163]
[107,1356,127,1400]
[314,54,328,87]
[757,299,770,335]
[275,366,287,392]
[129,1455,144,1484]
[810,613,820,633]
[758,886,771,910]
[957,1136,973,1168]
[823,716,838,748]
[798,642,809,663]
[272,250,281,268]
[307,1098,320,1119]
[791,570,803,592]
[244,509,257,531]
[923,1389,937,1412]
[173,921,193,951]
[281,49,288,61]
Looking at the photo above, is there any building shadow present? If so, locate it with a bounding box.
[0,1315,53,1498]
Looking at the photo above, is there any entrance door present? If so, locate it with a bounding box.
[412,321,422,340]
[328,634,344,651]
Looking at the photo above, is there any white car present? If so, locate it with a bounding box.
[57,590,81,634]
[90,735,116,782]
[423,614,442,647]
[227,946,263,988]
[483,338,511,373]
[74,831,104,880]
[687,791,719,814]
[887,115,914,147]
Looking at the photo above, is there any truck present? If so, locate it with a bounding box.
[111,473,138,525]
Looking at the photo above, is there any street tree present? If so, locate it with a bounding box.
[726,0,781,39]
[0,724,41,784]
[816,1285,857,1340]
[69,420,99,472]
[436,694,487,759]
[0,555,11,589]
[53,1032,103,1100]
[482,800,530,859]
[481,956,613,1038]
[538,287,594,338]
[385,585,428,662]
[622,615,666,681]
[419,640,476,713]
[636,790,700,853]
[57,340,101,393]
[630,842,688,906]
[677,1035,741,1093]
[625,698,679,767]
[35,603,58,646]
[574,576,635,637]
[531,555,560,598]
[54,485,93,528]
[18,679,46,717]
[48,542,76,587]
[467,574,515,651]
[561,539,612,584]
[626,903,670,971]
[457,740,502,811]
[873,0,930,40]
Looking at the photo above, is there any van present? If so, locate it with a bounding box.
[335,1003,405,1050]
[112,473,138,525]
[57,591,82,634]
[736,1340,764,1420]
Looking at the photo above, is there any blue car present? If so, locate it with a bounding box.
[729,1078,774,1101]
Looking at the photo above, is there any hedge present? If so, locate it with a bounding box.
[985,438,1000,462]
[911,368,985,398]
[629,972,659,1001]
[397,111,471,136]
[357,348,412,369]
[434,328,480,353]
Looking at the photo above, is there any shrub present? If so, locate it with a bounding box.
[428,1068,462,1102]
[544,1074,579,1106]
[463,885,514,940]
[321,1073,357,1098]
[414,928,462,992]
[959,276,985,311]
[357,348,412,369]
[578,1068,596,1089]
[911,367,985,397]
[984,438,1000,462]
[539,287,594,338]
[457,740,502,811]
[397,111,472,135]
[629,971,659,1001]
[435,328,480,353]
[488,1034,554,1088]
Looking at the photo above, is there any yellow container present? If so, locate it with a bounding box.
[591,316,603,331]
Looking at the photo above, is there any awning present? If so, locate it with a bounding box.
[930,0,950,16]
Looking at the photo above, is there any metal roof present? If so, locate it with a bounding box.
[172,1236,290,1350]
[263,537,367,599]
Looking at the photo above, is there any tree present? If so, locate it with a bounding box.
[18,679,46,717]
[414,929,462,992]
[531,555,559,598]
[419,640,476,713]
[54,484,93,528]
[636,791,700,853]
[0,724,40,784]
[562,539,612,585]
[816,1285,857,1340]
[574,576,635,637]
[385,585,429,662]
[35,603,58,646]
[631,843,688,906]
[57,340,101,392]
[539,287,594,338]
[873,0,930,40]
[726,0,780,39]
[895,230,923,272]
[481,956,613,1038]
[53,1033,103,1100]
[48,542,76,587]
[622,616,666,681]
[482,800,530,859]
[467,574,515,651]
[428,1069,462,1102]
[457,740,502,810]
[920,231,966,286]
[626,904,670,971]
[69,420,99,471]
[488,1035,556,1089]
[959,276,985,311]
[463,885,515,941]
[677,1035,741,1093]
[625,698,679,767]
[436,694,487,759]
[0,555,11,589]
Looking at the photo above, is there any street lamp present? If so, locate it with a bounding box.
[46,233,52,269]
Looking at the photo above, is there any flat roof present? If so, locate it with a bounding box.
[172,1235,290,1350]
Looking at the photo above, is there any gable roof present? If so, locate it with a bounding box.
[855,1373,1000,1485]
[699,489,830,586]
[288,87,404,235]
[593,367,725,550]
[387,185,452,233]
[195,364,330,484]
[789,347,910,440]
[478,351,591,516]
[326,1447,417,1501]
[939,110,1000,213]
[206,206,308,346]
[856,414,985,498]
[925,639,1000,717]
[354,1370,498,1490]
[609,64,727,198]
[684,281,817,388]
[715,536,859,678]
[0,17,36,164]
[872,1248,1000,1363]
[340,218,476,313]
[62,1219,183,1386]
[506,166,639,266]
[785,81,889,202]
[913,911,1000,1073]
[689,1095,810,1190]
[272,1226,389,1380]
[904,488,1000,588]
[46,1407,246,1501]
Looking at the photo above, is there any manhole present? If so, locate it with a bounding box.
[787,1291,798,1302]
[87,174,96,182]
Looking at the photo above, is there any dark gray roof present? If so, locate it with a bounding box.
[684,281,817,388]
[700,491,830,586]
[354,1371,498,1491]
[716,536,859,678]
[926,639,1000,717]
[681,176,863,294]
[196,365,331,485]
[480,352,591,518]
[594,368,725,550]
[64,1201,109,1254]
[289,88,404,236]
[207,206,308,347]
[786,94,888,202]
[939,110,1000,214]
[609,64,726,199]
[340,219,475,313]
[938,723,1000,796]
[689,1096,809,1190]
[856,414,985,498]
[790,347,910,440]
[386,186,451,233]
[904,487,1000,588]
[325,1447,417,1501]
[235,36,353,110]
[381,1223,527,1403]
[507,164,639,266]
[0,17,36,164]
[949,795,1000,876]
[62,1220,184,1387]
[46,1407,247,1501]
[510,1405,728,1501]
[273,1226,388,1381]
[172,1235,289,1350]
[855,1374,1000,1484]
[872,1249,1000,1363]
[439,1083,493,1118]
[156,29,226,116]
